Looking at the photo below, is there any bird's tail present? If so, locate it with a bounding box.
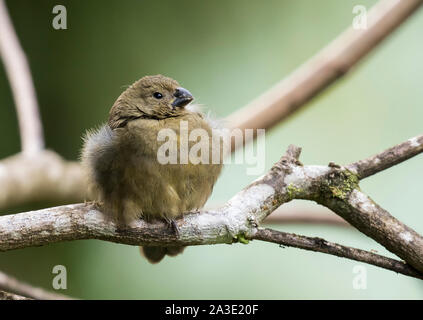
[140,246,185,264]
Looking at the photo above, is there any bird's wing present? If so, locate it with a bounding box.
[80,124,118,197]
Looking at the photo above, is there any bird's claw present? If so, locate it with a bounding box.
[84,200,102,209]
[166,219,180,237]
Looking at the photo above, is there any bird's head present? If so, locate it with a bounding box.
[109,74,194,129]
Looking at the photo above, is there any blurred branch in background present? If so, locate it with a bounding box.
[0,0,44,154]
[1,139,423,280]
[0,289,31,300]
[227,0,423,148]
[0,270,73,300]
[0,151,85,209]
[263,207,348,227]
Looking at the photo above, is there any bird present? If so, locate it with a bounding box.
[81,75,223,263]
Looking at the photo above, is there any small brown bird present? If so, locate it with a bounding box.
[81,75,223,263]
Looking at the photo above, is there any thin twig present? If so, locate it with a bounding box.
[0,0,44,153]
[252,228,423,280]
[0,289,32,300]
[0,270,74,300]
[226,0,423,148]
[347,134,423,179]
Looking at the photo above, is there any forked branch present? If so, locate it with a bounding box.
[1,135,422,279]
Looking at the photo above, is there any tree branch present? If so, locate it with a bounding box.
[347,134,423,179]
[0,0,44,153]
[0,270,73,300]
[0,145,300,251]
[226,0,423,148]
[0,151,85,210]
[0,289,31,300]
[0,151,343,228]
[282,145,423,273]
[252,228,423,280]
[1,136,423,278]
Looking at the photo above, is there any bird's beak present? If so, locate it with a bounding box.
[172,87,194,108]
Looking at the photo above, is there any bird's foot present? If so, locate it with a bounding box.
[165,219,180,237]
[84,200,102,209]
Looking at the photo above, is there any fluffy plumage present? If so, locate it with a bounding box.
[81,75,223,263]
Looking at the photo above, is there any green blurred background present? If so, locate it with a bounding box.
[1,0,422,299]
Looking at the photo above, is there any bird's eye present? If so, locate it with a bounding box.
[153,92,163,99]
